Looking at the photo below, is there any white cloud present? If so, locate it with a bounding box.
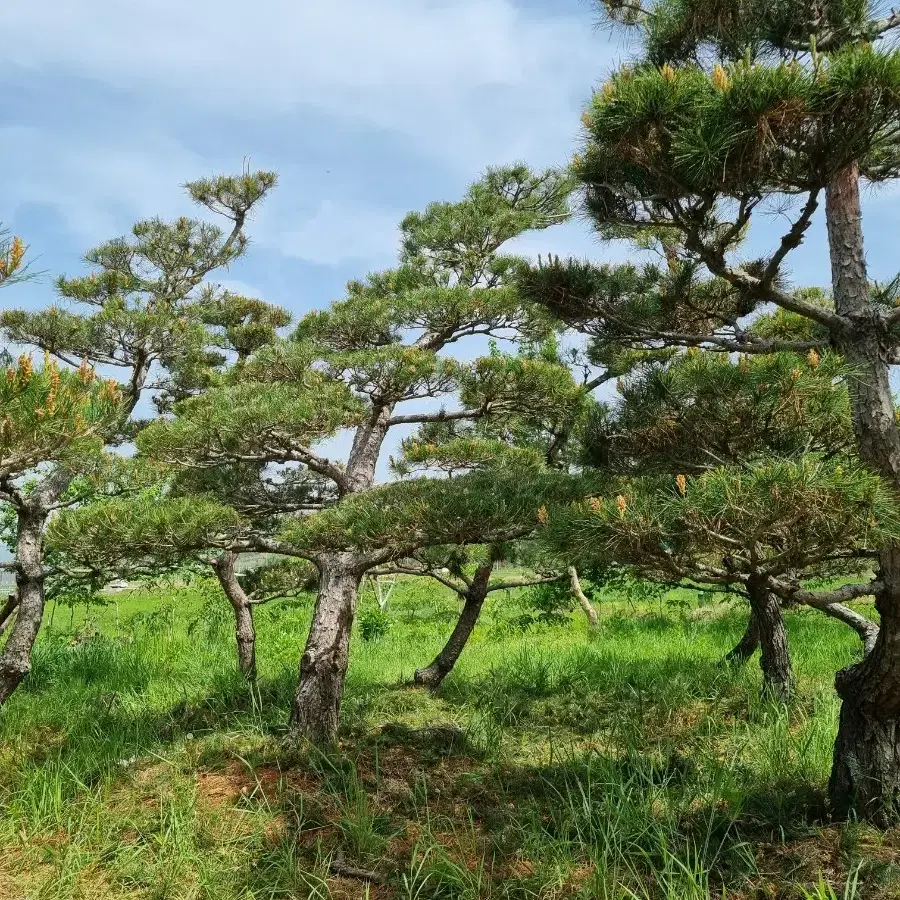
[1,0,611,171]
[259,200,402,267]
[0,124,400,269]
[0,125,208,245]
[0,2,626,277]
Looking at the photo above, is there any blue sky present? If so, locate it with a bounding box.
[1,0,899,515]
[2,0,898,320]
[0,0,624,316]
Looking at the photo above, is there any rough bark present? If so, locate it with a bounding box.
[0,509,47,704]
[414,563,492,689]
[213,551,257,680]
[825,164,900,822]
[747,575,794,702]
[289,554,362,743]
[569,566,599,629]
[724,608,760,664]
[830,550,900,823]
[344,405,392,494]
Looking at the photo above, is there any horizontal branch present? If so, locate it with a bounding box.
[388,407,485,427]
[235,535,321,565]
[486,573,565,593]
[628,325,820,356]
[768,578,881,607]
[769,576,880,653]
[369,564,465,595]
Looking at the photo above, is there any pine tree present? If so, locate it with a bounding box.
[0,169,275,703]
[545,454,899,699]
[59,166,592,742]
[562,347,884,697]
[379,338,610,688]
[523,0,900,821]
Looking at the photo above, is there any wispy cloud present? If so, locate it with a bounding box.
[2,0,610,171]
[0,0,624,302]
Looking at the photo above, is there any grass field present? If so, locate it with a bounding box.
[0,573,897,899]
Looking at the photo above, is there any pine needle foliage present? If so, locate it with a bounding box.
[546,455,900,583]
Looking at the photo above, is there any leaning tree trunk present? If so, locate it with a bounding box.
[289,553,362,744]
[826,162,900,822]
[0,593,19,637]
[569,566,599,629]
[213,551,257,680]
[415,563,493,689]
[0,509,47,704]
[747,575,794,702]
[724,607,760,664]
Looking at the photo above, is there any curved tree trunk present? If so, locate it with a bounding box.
[747,575,794,702]
[289,554,362,744]
[213,551,257,680]
[819,602,879,656]
[824,163,900,822]
[830,550,900,823]
[724,608,760,664]
[569,566,599,629]
[0,509,47,704]
[414,563,492,689]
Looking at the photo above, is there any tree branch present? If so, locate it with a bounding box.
[486,573,565,593]
[768,578,881,607]
[388,407,486,427]
[678,212,845,333]
[369,564,467,595]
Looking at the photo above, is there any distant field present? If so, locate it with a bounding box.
[0,574,894,898]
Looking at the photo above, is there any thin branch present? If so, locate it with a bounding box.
[388,407,486,427]
[236,536,320,564]
[678,213,844,333]
[486,573,566,593]
[369,564,466,595]
[761,189,821,288]
[583,371,618,392]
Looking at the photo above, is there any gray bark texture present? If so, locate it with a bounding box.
[287,405,393,742]
[825,163,900,822]
[747,575,794,702]
[289,554,363,743]
[414,563,492,689]
[0,508,47,704]
[213,551,257,680]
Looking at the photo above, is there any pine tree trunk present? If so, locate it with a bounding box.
[289,554,362,744]
[747,575,794,702]
[0,509,46,705]
[824,163,900,822]
[819,602,879,656]
[830,551,900,823]
[414,563,492,689]
[213,551,257,680]
[569,566,599,628]
[724,608,760,663]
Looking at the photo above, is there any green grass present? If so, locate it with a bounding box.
[0,574,898,898]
